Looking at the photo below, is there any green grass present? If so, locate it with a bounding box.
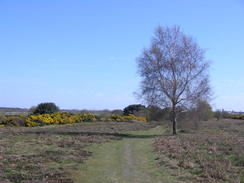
[72,126,185,183]
[0,121,163,182]
[1,121,211,182]
[229,154,244,166]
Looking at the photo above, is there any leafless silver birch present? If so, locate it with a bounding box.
[137,26,210,135]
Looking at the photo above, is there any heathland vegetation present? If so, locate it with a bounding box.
[0,103,147,128]
[0,102,243,183]
[1,26,243,183]
[0,109,243,182]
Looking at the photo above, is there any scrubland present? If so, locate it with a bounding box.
[154,119,244,183]
[0,118,243,183]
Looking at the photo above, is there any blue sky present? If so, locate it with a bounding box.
[0,0,244,110]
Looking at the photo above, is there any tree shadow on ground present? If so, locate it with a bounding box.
[24,131,164,139]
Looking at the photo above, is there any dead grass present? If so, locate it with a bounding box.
[154,119,244,183]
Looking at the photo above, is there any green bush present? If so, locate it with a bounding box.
[123,104,146,115]
[33,102,59,114]
[147,106,170,121]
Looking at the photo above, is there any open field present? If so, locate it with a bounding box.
[0,119,244,183]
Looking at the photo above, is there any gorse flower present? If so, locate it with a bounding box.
[25,113,97,126]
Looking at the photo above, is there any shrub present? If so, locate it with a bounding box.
[79,113,96,122]
[25,112,97,126]
[0,115,7,125]
[0,113,146,127]
[123,114,147,122]
[123,104,146,116]
[147,106,170,121]
[195,100,213,121]
[230,114,244,120]
[0,115,26,127]
[111,114,125,122]
[101,114,147,122]
[33,102,59,114]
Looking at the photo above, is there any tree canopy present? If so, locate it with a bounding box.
[33,102,60,114]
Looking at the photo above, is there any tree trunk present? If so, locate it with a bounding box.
[172,115,177,135]
[172,105,177,135]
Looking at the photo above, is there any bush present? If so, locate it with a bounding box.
[101,114,147,122]
[230,114,244,120]
[33,102,59,114]
[123,104,146,116]
[0,113,146,127]
[147,106,170,121]
[25,112,97,126]
[0,115,26,127]
[195,100,213,121]
[78,113,97,122]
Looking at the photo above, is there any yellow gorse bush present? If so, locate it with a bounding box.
[25,112,97,126]
[1,113,147,127]
[101,114,147,123]
[230,114,244,120]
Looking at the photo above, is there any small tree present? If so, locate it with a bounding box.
[33,102,59,114]
[137,26,211,135]
[195,100,213,121]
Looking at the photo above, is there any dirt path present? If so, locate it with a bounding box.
[73,126,177,183]
[120,138,152,183]
[122,142,135,180]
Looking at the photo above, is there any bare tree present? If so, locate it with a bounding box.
[137,26,210,135]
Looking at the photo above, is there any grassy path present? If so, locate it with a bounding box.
[73,126,177,183]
